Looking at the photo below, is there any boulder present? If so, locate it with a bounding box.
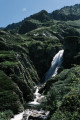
[22,109,49,120]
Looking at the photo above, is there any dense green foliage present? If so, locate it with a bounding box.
[1,3,80,120]
[0,30,39,117]
[42,67,80,120]
[6,4,80,34]
[0,70,23,113]
[0,110,13,120]
[51,4,80,21]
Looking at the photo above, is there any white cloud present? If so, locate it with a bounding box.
[22,8,27,12]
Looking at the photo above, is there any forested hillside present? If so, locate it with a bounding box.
[0,4,80,120]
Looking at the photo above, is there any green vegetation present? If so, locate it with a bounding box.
[51,4,80,21]
[0,29,39,119]
[0,110,13,120]
[41,66,80,120]
[1,3,80,120]
[0,70,24,113]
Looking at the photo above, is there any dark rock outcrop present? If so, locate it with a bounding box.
[63,36,80,68]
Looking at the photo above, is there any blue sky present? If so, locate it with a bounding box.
[0,0,80,27]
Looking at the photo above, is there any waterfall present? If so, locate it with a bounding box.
[10,50,64,120]
[10,86,47,120]
[28,86,45,105]
[45,49,64,81]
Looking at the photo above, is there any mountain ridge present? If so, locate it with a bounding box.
[6,4,80,32]
[0,3,80,120]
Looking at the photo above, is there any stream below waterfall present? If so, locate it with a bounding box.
[10,86,49,120]
[10,49,64,120]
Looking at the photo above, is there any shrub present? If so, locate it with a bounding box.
[0,110,13,120]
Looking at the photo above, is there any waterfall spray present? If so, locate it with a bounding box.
[45,50,64,81]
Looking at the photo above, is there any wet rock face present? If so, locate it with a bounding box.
[22,109,49,120]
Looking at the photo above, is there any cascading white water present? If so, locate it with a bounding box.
[10,112,24,120]
[45,49,64,81]
[28,86,40,105]
[10,86,46,120]
[22,86,49,120]
[10,50,64,120]
[28,86,45,105]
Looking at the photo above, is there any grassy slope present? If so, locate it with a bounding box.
[0,30,39,117]
[0,22,80,120]
[42,66,80,120]
[1,4,80,119]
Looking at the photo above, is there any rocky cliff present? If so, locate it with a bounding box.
[0,3,80,120]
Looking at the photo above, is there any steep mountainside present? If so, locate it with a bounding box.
[0,29,39,115]
[41,36,80,120]
[6,4,80,33]
[51,4,80,20]
[1,3,80,120]
[6,10,50,33]
[25,22,79,80]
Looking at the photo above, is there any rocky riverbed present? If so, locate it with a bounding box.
[22,86,49,120]
[22,109,49,120]
[11,86,49,120]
